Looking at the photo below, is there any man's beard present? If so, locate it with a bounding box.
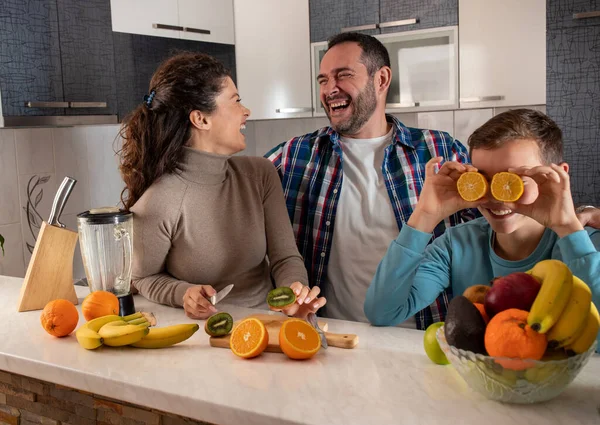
[325,80,377,136]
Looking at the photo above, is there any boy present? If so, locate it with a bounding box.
[364,109,600,351]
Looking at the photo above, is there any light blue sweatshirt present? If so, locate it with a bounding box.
[365,217,600,352]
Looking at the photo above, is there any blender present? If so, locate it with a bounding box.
[77,207,136,316]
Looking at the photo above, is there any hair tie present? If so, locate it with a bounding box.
[143,90,156,109]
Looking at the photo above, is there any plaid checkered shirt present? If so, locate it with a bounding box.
[265,114,479,330]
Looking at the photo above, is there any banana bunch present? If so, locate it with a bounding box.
[75,312,198,350]
[526,260,599,354]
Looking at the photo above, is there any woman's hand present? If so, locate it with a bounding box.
[270,282,327,320]
[183,285,218,319]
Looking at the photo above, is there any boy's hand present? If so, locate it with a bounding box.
[408,157,482,233]
[504,164,583,238]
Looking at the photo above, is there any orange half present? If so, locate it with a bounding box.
[457,172,488,201]
[491,172,524,202]
[230,318,269,359]
[279,318,321,360]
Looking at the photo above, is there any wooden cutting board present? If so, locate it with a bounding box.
[209,313,359,351]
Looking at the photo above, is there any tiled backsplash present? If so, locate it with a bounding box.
[0,104,544,279]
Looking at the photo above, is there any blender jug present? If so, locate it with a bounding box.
[77,207,136,316]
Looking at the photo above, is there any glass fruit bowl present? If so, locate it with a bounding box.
[436,325,597,404]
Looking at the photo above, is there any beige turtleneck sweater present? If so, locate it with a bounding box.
[130,147,308,310]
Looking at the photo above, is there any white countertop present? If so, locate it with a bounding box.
[1,275,599,425]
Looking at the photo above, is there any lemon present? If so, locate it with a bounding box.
[424,322,450,365]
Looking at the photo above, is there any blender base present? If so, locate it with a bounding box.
[118,293,136,316]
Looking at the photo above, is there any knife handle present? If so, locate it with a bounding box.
[324,332,359,349]
[48,176,77,228]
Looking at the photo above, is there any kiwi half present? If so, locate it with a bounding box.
[266,287,296,308]
[204,312,233,337]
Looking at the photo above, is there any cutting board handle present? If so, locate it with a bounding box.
[325,332,359,349]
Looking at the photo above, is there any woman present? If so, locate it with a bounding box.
[118,52,325,319]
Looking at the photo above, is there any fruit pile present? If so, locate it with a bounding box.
[442,259,599,366]
[40,291,199,350]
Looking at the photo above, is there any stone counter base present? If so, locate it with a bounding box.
[0,369,215,425]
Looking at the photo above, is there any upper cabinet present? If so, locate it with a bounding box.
[309,0,458,42]
[0,0,117,124]
[310,0,380,42]
[458,0,546,109]
[111,0,234,45]
[234,0,313,121]
[379,0,457,34]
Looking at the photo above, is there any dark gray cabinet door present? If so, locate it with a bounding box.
[309,0,380,43]
[57,0,118,116]
[0,0,65,116]
[113,33,236,120]
[547,0,600,30]
[546,25,600,205]
[380,0,457,34]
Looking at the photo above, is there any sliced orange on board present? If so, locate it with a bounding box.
[491,172,524,202]
[457,172,488,201]
[279,318,321,360]
[230,317,269,359]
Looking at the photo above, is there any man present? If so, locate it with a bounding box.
[265,32,600,330]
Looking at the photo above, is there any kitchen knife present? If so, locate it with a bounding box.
[48,176,77,228]
[210,284,234,305]
[308,312,328,349]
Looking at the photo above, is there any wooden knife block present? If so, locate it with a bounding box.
[17,221,79,312]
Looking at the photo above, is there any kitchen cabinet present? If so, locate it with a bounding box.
[57,0,118,116]
[379,0,457,35]
[309,0,380,42]
[0,0,117,124]
[311,26,458,116]
[110,0,234,45]
[309,0,457,42]
[458,0,546,109]
[547,0,600,30]
[0,0,65,118]
[234,0,313,121]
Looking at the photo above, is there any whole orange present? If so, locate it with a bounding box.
[81,291,119,321]
[40,299,79,337]
[485,308,547,370]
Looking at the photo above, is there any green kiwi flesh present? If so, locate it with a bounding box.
[266,287,296,308]
[204,312,233,337]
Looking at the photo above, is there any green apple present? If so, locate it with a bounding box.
[424,322,450,365]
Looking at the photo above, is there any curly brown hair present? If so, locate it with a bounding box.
[118,52,232,210]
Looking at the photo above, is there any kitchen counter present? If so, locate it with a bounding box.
[0,275,599,425]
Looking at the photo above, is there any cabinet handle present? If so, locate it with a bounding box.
[341,24,378,33]
[153,23,184,31]
[275,107,313,114]
[25,101,69,108]
[386,102,420,108]
[573,11,600,19]
[183,27,211,35]
[460,96,505,103]
[69,102,107,108]
[378,18,419,29]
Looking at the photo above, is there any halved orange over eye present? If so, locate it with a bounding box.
[457,172,488,201]
[491,172,524,202]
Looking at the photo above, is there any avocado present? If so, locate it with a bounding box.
[444,295,487,355]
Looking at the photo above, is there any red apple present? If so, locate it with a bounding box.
[484,272,541,318]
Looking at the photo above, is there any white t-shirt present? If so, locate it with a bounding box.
[324,127,416,329]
